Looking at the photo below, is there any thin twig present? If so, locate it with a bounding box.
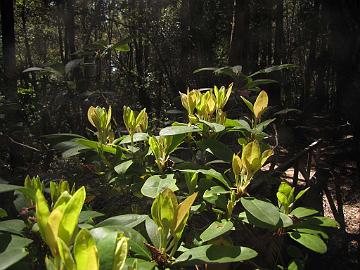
[8,136,40,152]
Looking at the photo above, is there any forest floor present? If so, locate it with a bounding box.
[277,113,360,269]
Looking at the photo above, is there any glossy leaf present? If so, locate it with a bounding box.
[253,91,268,119]
[78,211,105,224]
[100,225,151,260]
[35,189,50,240]
[240,96,254,113]
[159,125,201,136]
[290,207,318,219]
[58,186,86,245]
[90,227,117,270]
[141,174,178,198]
[0,219,26,235]
[173,192,198,238]
[0,208,7,218]
[145,218,161,248]
[74,229,99,270]
[288,231,327,254]
[57,238,76,270]
[174,244,257,265]
[119,133,149,144]
[114,160,134,175]
[113,235,128,270]
[123,258,157,270]
[0,183,22,194]
[200,219,233,242]
[96,214,147,228]
[294,187,310,202]
[180,168,230,188]
[203,186,229,206]
[0,233,32,270]
[241,197,280,228]
[199,120,225,133]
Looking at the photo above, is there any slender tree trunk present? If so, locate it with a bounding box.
[20,0,37,88]
[303,0,320,109]
[229,0,250,67]
[0,0,17,99]
[274,0,284,64]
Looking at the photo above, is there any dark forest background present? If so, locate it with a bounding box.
[1,0,360,178]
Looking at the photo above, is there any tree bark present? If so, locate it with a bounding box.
[0,0,17,99]
[229,0,250,68]
[64,0,76,60]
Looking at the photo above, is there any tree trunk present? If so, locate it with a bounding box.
[0,0,17,99]
[63,0,76,61]
[229,0,250,68]
[274,0,284,64]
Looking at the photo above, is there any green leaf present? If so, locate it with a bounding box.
[123,258,157,270]
[78,211,104,224]
[294,187,310,202]
[22,66,44,73]
[113,235,128,270]
[173,192,198,239]
[0,208,7,218]
[288,259,305,270]
[57,238,76,270]
[180,168,230,188]
[300,216,339,228]
[290,207,318,219]
[145,218,161,248]
[114,160,134,175]
[193,67,217,74]
[0,233,32,270]
[253,91,268,119]
[279,213,293,228]
[250,64,298,77]
[0,219,26,235]
[35,189,50,240]
[141,174,178,198]
[91,227,118,270]
[203,186,229,206]
[277,192,289,208]
[200,219,233,242]
[74,229,99,270]
[240,96,254,113]
[75,139,117,154]
[96,214,147,228]
[159,125,201,136]
[293,228,328,240]
[100,225,151,260]
[199,120,225,133]
[256,118,276,132]
[167,133,186,154]
[288,231,327,254]
[113,43,130,52]
[119,133,149,144]
[199,139,233,162]
[0,184,22,194]
[241,197,280,229]
[174,244,257,265]
[58,187,86,245]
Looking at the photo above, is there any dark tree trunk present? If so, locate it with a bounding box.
[63,0,76,60]
[229,0,250,68]
[303,0,320,109]
[274,0,284,64]
[0,0,17,99]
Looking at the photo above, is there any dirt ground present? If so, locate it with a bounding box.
[278,113,360,269]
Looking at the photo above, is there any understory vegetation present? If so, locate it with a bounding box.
[0,89,339,270]
[3,0,360,269]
